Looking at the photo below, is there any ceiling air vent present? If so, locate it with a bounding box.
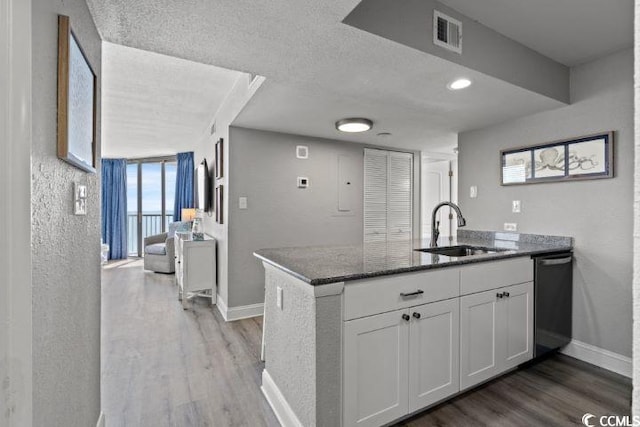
[433,10,462,54]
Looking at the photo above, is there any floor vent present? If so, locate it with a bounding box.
[433,10,462,54]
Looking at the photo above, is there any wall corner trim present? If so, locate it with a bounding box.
[216,294,264,321]
[560,339,631,378]
[261,369,304,427]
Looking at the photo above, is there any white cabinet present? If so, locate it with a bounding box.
[459,282,533,390]
[408,298,459,412]
[176,236,216,309]
[343,299,460,427]
[344,310,409,427]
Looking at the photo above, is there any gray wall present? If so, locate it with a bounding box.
[344,0,569,103]
[228,127,365,307]
[32,0,102,425]
[458,49,633,357]
[633,3,640,415]
[227,127,421,308]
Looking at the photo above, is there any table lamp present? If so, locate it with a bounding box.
[181,208,197,222]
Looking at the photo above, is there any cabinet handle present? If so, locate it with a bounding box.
[503,292,510,297]
[400,290,424,298]
[412,312,421,319]
[497,292,504,299]
[402,314,410,322]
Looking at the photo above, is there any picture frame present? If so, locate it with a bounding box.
[500,131,613,186]
[215,138,224,179]
[215,184,224,224]
[57,15,97,173]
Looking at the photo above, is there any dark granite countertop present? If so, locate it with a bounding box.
[253,230,573,286]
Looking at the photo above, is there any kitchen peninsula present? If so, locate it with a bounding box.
[254,230,573,427]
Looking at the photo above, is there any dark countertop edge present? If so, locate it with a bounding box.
[254,245,573,286]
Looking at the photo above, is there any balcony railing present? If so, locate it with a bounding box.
[127,213,173,255]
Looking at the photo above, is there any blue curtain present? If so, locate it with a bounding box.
[173,152,195,221]
[102,159,128,259]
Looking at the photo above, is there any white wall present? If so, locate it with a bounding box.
[31,0,103,425]
[459,49,633,358]
[0,0,33,425]
[194,75,264,308]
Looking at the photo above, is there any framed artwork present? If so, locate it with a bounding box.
[215,184,224,224]
[501,132,613,185]
[215,138,224,179]
[57,15,97,173]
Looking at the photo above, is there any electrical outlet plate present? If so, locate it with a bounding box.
[504,223,517,232]
[470,186,478,198]
[239,197,248,209]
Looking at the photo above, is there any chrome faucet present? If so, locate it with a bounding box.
[431,202,467,247]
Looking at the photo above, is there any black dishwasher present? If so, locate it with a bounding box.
[533,252,573,358]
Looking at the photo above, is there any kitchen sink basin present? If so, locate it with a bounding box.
[415,245,509,257]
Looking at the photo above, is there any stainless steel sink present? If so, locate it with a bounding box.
[415,245,509,257]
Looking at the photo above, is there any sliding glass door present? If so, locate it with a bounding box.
[127,157,177,257]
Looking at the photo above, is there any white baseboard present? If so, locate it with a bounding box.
[96,411,105,427]
[560,339,631,378]
[216,294,263,321]
[261,369,303,427]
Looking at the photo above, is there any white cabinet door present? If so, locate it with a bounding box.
[343,310,409,427]
[408,298,459,412]
[501,282,533,371]
[459,290,500,390]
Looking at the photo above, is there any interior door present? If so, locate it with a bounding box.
[408,298,460,412]
[459,290,500,390]
[343,309,409,427]
[421,159,452,241]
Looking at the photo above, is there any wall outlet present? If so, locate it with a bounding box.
[276,286,283,310]
[470,186,478,198]
[504,223,517,232]
[512,200,521,213]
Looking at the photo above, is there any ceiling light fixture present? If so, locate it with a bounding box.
[447,78,472,90]
[336,118,373,133]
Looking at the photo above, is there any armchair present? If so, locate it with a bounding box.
[143,232,176,273]
[143,221,192,273]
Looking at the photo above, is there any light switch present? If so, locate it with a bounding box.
[239,197,248,209]
[512,200,521,213]
[470,186,478,198]
[276,286,283,309]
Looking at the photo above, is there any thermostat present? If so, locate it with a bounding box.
[297,177,309,188]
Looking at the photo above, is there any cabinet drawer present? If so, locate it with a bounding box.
[460,257,532,296]
[344,268,459,321]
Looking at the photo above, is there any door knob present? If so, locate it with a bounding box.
[497,292,503,298]
[412,312,421,319]
[503,292,510,297]
[402,314,410,322]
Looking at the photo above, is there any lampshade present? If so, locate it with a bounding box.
[181,208,197,222]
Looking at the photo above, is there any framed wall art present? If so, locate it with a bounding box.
[215,138,224,179]
[215,184,224,224]
[57,15,97,173]
[500,131,613,185]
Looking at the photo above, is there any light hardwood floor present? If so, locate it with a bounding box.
[102,260,631,427]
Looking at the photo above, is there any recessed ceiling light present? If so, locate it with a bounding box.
[447,78,472,90]
[336,118,373,133]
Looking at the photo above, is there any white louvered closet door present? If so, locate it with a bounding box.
[364,149,413,243]
[387,151,413,241]
[364,149,388,242]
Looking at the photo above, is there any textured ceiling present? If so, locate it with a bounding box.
[102,42,242,158]
[439,0,633,66]
[89,0,627,152]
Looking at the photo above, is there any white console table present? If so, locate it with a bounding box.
[175,234,216,309]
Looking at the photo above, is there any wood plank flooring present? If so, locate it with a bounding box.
[102,260,631,427]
